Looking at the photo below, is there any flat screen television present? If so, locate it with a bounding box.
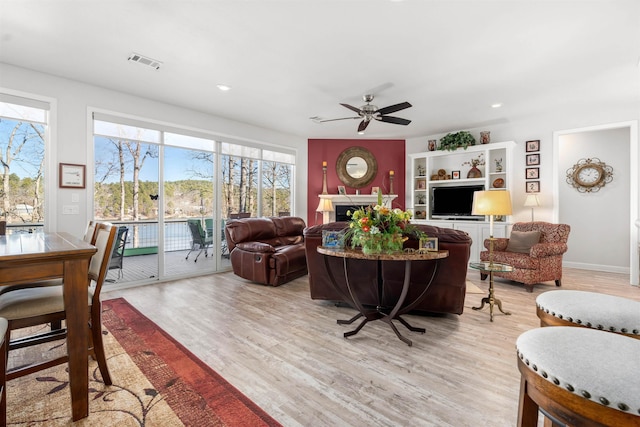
[431,185,485,219]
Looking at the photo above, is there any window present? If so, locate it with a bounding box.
[0,94,48,231]
[92,113,296,284]
[261,152,293,217]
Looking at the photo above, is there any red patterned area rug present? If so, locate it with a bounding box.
[6,297,282,426]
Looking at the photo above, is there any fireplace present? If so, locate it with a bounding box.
[335,205,367,221]
[315,194,398,224]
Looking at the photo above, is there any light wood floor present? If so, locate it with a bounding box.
[106,268,640,427]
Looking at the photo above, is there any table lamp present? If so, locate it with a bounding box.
[316,197,333,224]
[472,190,512,265]
[523,194,540,221]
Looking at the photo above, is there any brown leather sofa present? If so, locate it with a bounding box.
[225,216,308,286]
[304,222,472,315]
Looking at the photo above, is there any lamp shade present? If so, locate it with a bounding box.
[524,194,540,207]
[316,198,333,213]
[472,190,512,216]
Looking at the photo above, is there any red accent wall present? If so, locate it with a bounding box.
[307,139,406,225]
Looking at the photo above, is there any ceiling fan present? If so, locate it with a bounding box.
[319,94,412,133]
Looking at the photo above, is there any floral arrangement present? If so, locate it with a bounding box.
[346,192,424,254]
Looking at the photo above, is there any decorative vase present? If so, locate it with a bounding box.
[480,131,490,144]
[467,166,482,178]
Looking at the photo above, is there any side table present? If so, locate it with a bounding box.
[317,247,448,346]
[469,261,513,322]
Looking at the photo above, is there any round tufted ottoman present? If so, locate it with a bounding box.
[516,327,640,426]
[536,290,640,339]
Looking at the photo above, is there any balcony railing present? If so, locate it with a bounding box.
[3,219,217,254]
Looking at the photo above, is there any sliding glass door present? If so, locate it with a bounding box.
[93,115,294,286]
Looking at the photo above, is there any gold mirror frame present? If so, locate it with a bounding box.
[336,146,378,189]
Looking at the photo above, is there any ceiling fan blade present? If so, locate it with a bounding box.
[378,116,411,126]
[377,101,412,115]
[340,103,363,114]
[357,119,370,132]
[319,117,360,123]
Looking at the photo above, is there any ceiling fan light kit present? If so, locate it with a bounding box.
[320,94,412,133]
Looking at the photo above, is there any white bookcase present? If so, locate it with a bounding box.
[409,141,516,262]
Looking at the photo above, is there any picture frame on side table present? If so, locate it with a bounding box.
[452,170,460,180]
[526,181,540,193]
[526,153,540,166]
[59,163,86,188]
[337,185,346,195]
[322,230,345,249]
[526,167,539,179]
[526,140,540,152]
[419,237,438,252]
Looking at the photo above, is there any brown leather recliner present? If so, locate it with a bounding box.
[303,222,472,315]
[225,216,308,286]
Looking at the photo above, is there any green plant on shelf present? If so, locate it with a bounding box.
[438,131,476,151]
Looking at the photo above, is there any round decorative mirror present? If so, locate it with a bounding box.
[336,146,378,188]
[346,156,367,178]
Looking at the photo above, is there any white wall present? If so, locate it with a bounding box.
[558,128,629,272]
[0,63,308,236]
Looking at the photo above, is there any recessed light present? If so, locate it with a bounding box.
[216,84,231,91]
[491,103,503,108]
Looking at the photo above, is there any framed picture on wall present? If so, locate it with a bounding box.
[526,181,540,193]
[526,167,539,179]
[526,140,540,152]
[526,153,540,166]
[59,163,86,188]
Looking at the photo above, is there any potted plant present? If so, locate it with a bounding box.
[438,131,476,151]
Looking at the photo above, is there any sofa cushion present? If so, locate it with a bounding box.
[271,216,306,237]
[226,217,277,245]
[507,230,541,253]
[236,241,276,253]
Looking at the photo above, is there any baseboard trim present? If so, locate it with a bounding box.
[563,261,629,275]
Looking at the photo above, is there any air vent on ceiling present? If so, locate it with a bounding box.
[128,53,162,70]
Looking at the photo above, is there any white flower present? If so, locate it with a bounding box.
[369,226,380,234]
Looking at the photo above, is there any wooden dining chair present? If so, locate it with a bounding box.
[0,317,8,426]
[0,221,118,384]
[83,220,96,242]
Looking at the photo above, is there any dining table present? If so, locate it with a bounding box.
[0,232,97,421]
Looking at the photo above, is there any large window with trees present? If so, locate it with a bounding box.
[93,114,295,285]
[0,95,48,232]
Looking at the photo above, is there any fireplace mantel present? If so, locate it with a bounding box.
[317,194,398,223]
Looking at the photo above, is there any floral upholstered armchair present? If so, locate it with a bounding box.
[479,222,571,292]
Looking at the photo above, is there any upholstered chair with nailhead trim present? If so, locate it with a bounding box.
[516,327,640,426]
[536,290,640,340]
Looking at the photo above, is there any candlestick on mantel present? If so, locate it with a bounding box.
[389,170,395,194]
[321,161,328,195]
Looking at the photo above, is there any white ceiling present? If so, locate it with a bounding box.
[1,0,638,140]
